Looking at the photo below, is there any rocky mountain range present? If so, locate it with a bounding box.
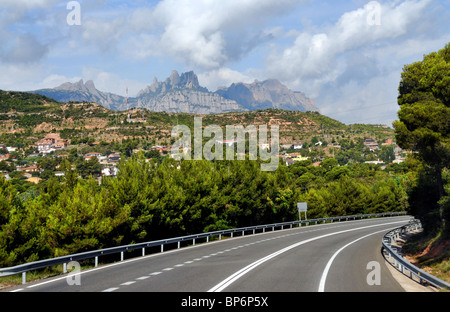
[34,79,126,111]
[32,70,316,114]
[216,79,316,112]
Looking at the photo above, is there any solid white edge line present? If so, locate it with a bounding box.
[317,228,394,292]
[207,220,406,292]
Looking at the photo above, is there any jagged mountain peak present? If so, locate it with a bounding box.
[32,70,316,114]
[54,79,97,93]
[138,70,207,97]
[216,78,316,112]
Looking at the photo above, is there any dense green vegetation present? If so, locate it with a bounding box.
[394,42,450,236]
[0,152,410,267]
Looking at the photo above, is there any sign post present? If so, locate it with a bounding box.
[297,202,307,221]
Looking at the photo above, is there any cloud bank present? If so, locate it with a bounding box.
[0,0,448,125]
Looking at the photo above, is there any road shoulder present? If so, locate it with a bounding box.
[382,230,438,292]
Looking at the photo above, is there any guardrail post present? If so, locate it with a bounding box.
[22,272,26,285]
[1,212,417,284]
[193,239,196,246]
[63,263,67,274]
[178,241,180,249]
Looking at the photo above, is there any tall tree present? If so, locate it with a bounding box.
[393,43,450,231]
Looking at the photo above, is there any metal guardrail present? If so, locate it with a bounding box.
[382,219,450,290]
[1,211,406,284]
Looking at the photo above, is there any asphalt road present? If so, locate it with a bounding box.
[6,216,413,293]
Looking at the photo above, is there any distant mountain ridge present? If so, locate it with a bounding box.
[32,70,316,114]
[216,79,316,112]
[34,79,126,111]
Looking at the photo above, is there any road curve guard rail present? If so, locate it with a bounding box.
[1,212,405,284]
[382,219,450,290]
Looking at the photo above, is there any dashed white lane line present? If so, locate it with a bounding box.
[208,220,407,292]
[100,227,326,292]
[150,272,162,276]
[120,281,136,286]
[101,220,390,292]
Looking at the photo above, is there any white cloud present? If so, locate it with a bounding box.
[81,68,147,97]
[260,0,439,124]
[319,71,401,125]
[81,17,126,52]
[198,68,256,91]
[0,0,59,13]
[0,33,49,64]
[124,0,302,69]
[0,62,79,92]
[266,0,433,93]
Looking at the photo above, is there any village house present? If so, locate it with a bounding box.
[102,166,118,177]
[107,153,121,164]
[84,152,102,161]
[18,165,39,173]
[35,133,68,154]
[363,138,378,151]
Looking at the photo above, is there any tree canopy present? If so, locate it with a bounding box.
[0,154,410,267]
[394,42,450,233]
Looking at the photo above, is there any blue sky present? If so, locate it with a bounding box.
[0,0,449,125]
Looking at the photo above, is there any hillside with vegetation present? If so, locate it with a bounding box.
[0,88,413,283]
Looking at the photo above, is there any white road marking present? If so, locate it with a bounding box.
[8,217,406,293]
[318,228,390,292]
[150,272,162,275]
[208,220,406,292]
[120,281,136,286]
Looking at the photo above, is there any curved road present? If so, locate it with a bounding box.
[7,216,414,293]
